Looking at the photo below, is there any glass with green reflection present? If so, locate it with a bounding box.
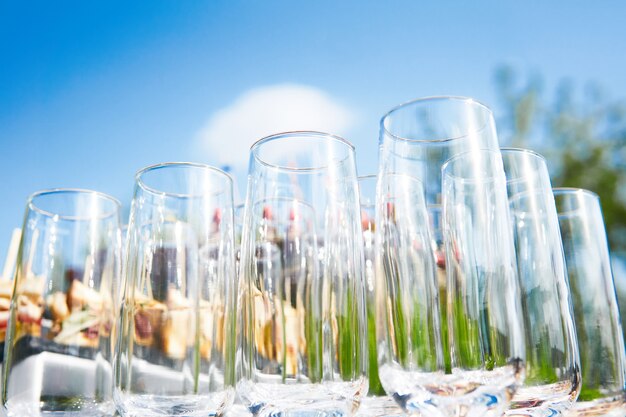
[356,174,405,417]
[435,150,525,417]
[502,148,581,417]
[379,96,504,376]
[554,188,626,417]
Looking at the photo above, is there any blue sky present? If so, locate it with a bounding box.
[2,1,626,259]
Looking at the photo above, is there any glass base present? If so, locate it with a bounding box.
[5,401,114,417]
[238,379,365,417]
[507,381,578,417]
[114,392,231,417]
[380,365,519,417]
[564,396,626,417]
[355,396,406,417]
[506,408,562,417]
[224,404,253,417]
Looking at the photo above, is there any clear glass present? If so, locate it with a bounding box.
[554,188,626,417]
[380,96,502,374]
[374,172,449,414]
[501,149,581,416]
[2,189,122,416]
[392,151,524,417]
[114,162,237,417]
[0,229,21,379]
[356,175,405,417]
[237,131,368,417]
[380,96,500,206]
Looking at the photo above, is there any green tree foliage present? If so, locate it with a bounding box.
[493,65,626,253]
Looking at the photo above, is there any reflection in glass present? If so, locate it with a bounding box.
[114,162,236,417]
[237,131,368,417]
[356,175,405,417]
[379,96,503,375]
[502,149,581,417]
[2,189,121,416]
[377,98,524,417]
[554,188,626,417]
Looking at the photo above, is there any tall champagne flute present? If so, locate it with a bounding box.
[554,188,626,417]
[357,174,405,417]
[114,162,236,417]
[237,131,368,417]
[501,148,581,416]
[379,96,503,373]
[2,189,122,416]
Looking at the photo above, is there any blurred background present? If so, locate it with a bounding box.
[2,1,626,328]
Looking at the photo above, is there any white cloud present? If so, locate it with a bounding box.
[196,84,355,172]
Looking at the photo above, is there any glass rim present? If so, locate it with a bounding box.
[249,196,316,224]
[552,187,600,201]
[135,161,233,199]
[441,148,504,185]
[360,172,425,185]
[358,172,425,188]
[500,146,548,163]
[27,188,121,221]
[553,187,601,217]
[362,173,427,210]
[380,95,493,143]
[250,130,355,172]
[357,174,377,181]
[358,174,377,208]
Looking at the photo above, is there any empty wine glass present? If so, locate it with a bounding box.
[114,162,237,417]
[374,172,450,415]
[554,188,626,417]
[379,96,504,374]
[356,174,405,417]
[237,131,368,417]
[501,148,581,416]
[379,96,501,206]
[2,189,122,416]
[390,150,524,417]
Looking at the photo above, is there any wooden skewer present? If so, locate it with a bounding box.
[1,228,22,281]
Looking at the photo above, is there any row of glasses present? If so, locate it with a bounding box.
[0,163,240,417]
[368,167,625,417]
[371,96,625,417]
[0,131,368,417]
[0,96,624,417]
